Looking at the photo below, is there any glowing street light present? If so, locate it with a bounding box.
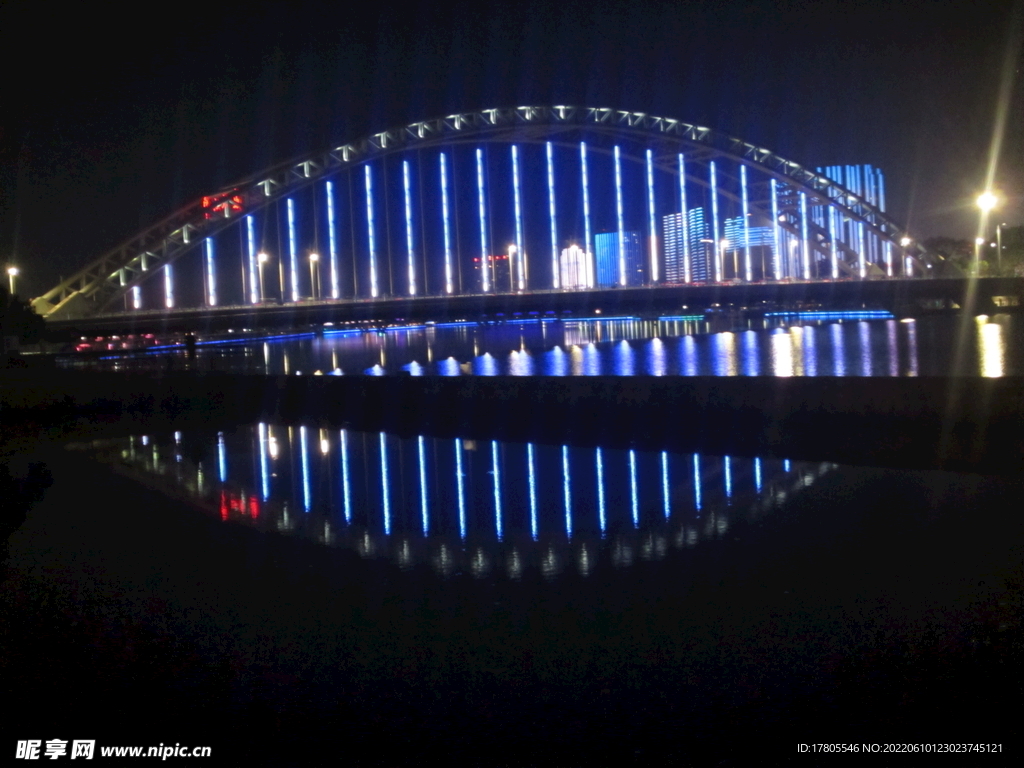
[6,266,18,295]
[977,191,998,212]
[309,252,320,300]
[899,236,912,247]
[257,252,269,303]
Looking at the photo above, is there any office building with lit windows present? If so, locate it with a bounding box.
[559,245,593,289]
[594,231,643,288]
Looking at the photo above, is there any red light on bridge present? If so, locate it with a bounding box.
[202,191,244,219]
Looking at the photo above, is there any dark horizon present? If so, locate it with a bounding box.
[2,0,1022,297]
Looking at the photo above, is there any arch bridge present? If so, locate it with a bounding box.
[33,106,928,321]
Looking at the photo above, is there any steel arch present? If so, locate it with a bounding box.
[33,106,921,319]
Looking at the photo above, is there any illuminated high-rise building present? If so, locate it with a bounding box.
[594,231,643,288]
[472,254,512,291]
[559,245,593,289]
[723,216,776,279]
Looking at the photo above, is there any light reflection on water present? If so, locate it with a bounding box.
[94,426,835,580]
[66,315,1018,378]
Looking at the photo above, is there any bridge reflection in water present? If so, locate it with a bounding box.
[90,425,835,578]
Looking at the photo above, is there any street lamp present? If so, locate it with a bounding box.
[309,253,320,300]
[6,266,18,295]
[257,252,269,303]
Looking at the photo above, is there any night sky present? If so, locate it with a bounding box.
[2,0,1021,297]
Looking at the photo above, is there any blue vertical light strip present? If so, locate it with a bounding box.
[440,154,454,294]
[164,263,174,308]
[710,161,721,282]
[799,193,811,280]
[679,154,691,283]
[492,440,503,541]
[828,206,839,279]
[614,145,626,286]
[299,426,311,512]
[364,166,379,298]
[693,453,702,512]
[754,457,762,492]
[562,445,572,538]
[857,222,867,279]
[771,179,782,280]
[724,455,732,499]
[580,142,593,287]
[476,149,490,292]
[287,198,299,302]
[512,145,526,291]
[646,148,658,283]
[340,429,352,523]
[246,215,259,304]
[217,431,227,482]
[546,143,559,289]
[661,451,670,520]
[784,459,791,472]
[596,448,607,535]
[418,435,429,535]
[629,449,639,527]
[379,432,390,534]
[403,160,416,296]
[258,423,270,500]
[527,443,538,540]
[204,238,217,306]
[741,165,752,281]
[455,438,466,539]
[325,181,339,299]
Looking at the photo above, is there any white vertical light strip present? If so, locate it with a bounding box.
[258,423,270,501]
[476,149,490,292]
[562,445,572,539]
[512,145,526,291]
[379,432,390,534]
[857,221,867,279]
[217,431,227,482]
[418,435,429,535]
[693,453,702,512]
[299,426,311,512]
[581,142,594,287]
[546,142,559,289]
[132,285,141,310]
[325,182,339,299]
[884,241,893,277]
[164,263,174,308]
[771,179,782,280]
[646,148,658,283]
[403,160,416,296]
[340,429,351,522]
[246,215,259,304]
[710,161,721,282]
[287,198,299,302]
[204,238,217,306]
[754,457,762,491]
[596,448,606,535]
[528,443,538,540]
[679,154,691,284]
[800,192,811,280]
[455,438,467,539]
[828,206,839,279]
[614,145,626,286]
[661,451,670,519]
[364,166,379,298]
[629,449,639,527]
[741,165,751,281]
[440,154,454,294]
[492,440,503,541]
